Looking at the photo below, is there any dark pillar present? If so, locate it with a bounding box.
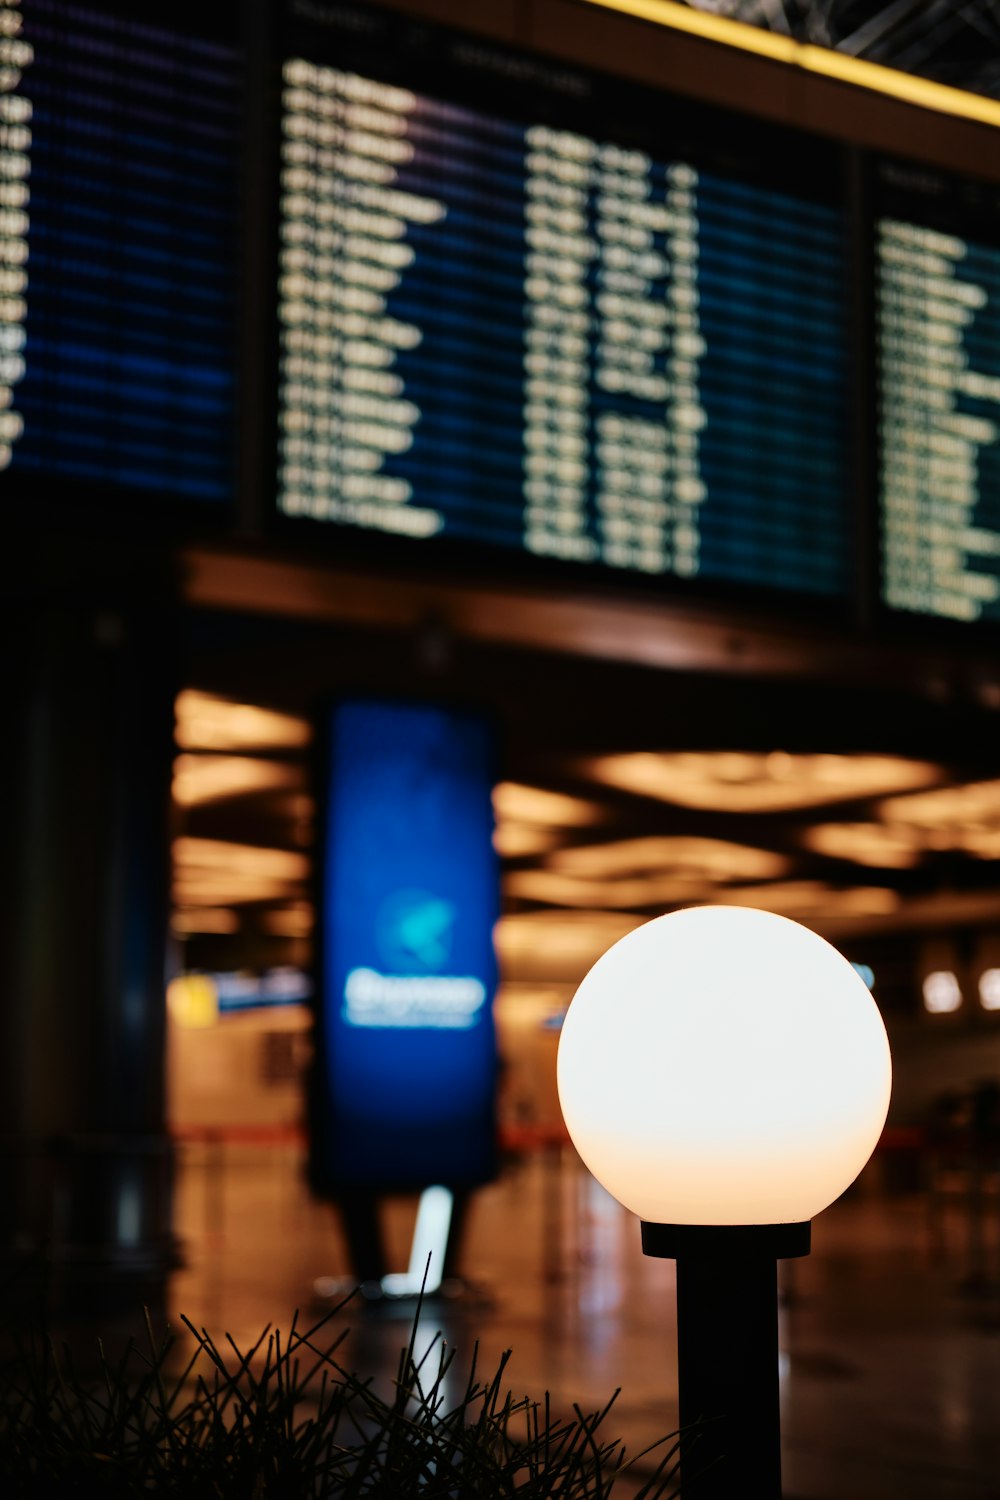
[0,551,179,1325]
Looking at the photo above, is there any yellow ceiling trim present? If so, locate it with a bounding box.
[579,0,1000,130]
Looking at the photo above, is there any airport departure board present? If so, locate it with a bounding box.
[876,160,1000,625]
[2,0,999,640]
[276,0,853,604]
[0,0,239,512]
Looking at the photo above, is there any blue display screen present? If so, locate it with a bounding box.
[0,0,240,510]
[875,159,1000,625]
[276,0,852,604]
[313,699,499,1190]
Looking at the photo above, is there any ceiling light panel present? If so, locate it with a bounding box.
[175,690,312,751]
[716,881,901,918]
[954,828,1000,861]
[493,781,605,828]
[496,910,643,979]
[172,875,305,906]
[547,834,789,881]
[173,837,310,881]
[506,868,710,909]
[493,822,562,858]
[172,754,304,806]
[802,821,925,868]
[880,779,1000,830]
[583,751,941,812]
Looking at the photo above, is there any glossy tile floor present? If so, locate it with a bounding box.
[167,1141,1000,1499]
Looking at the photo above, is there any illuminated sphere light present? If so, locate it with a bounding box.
[557,906,892,1225]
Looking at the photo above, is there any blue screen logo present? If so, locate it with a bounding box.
[341,889,487,1031]
[377,889,455,972]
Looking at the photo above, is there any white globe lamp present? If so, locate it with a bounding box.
[557,905,891,1500]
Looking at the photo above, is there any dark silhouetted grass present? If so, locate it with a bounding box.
[0,1296,680,1497]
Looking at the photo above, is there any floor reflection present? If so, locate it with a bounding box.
[168,1141,1000,1500]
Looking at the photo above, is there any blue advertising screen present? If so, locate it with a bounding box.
[312,699,499,1190]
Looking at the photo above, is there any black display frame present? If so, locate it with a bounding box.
[5,0,1000,648]
[261,0,867,632]
[0,0,246,543]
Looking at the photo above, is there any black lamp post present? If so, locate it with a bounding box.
[556,906,892,1497]
[642,1221,810,1497]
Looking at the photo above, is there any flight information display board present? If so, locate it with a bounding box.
[875,159,1000,625]
[0,0,240,514]
[3,0,998,640]
[275,0,853,604]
